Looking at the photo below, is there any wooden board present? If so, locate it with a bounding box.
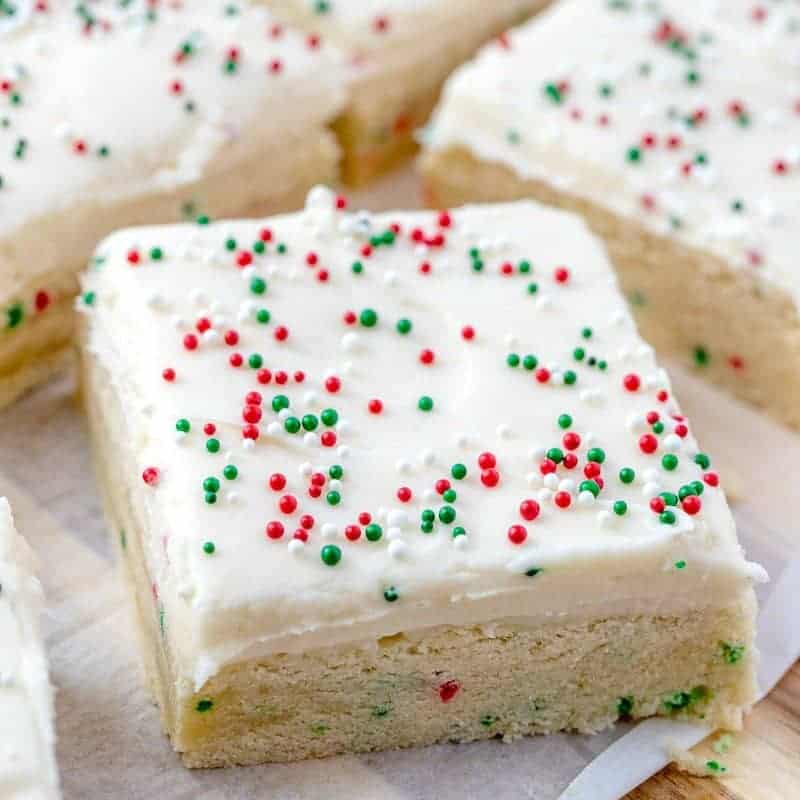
[631,661,800,799]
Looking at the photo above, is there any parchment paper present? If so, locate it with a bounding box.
[1,171,796,800]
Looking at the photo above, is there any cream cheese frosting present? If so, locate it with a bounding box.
[424,0,800,311]
[0,0,345,303]
[81,188,765,689]
[0,498,60,800]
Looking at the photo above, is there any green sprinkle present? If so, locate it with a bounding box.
[418,395,434,412]
[579,480,600,498]
[438,506,456,524]
[195,699,214,712]
[660,510,676,525]
[705,760,726,774]
[587,447,605,464]
[272,394,289,412]
[573,347,585,361]
[518,260,531,273]
[613,500,628,516]
[674,560,687,570]
[284,416,301,434]
[527,282,538,294]
[396,317,412,335]
[321,408,338,427]
[525,567,542,577]
[6,302,23,329]
[301,414,319,432]
[149,246,163,261]
[619,467,635,484]
[383,586,398,603]
[661,453,679,471]
[82,291,96,306]
[203,477,220,493]
[522,354,538,371]
[442,488,456,503]
[693,345,710,366]
[506,353,520,368]
[329,464,343,480]
[694,453,711,469]
[248,353,263,369]
[659,491,678,506]
[617,696,634,717]
[480,714,498,728]
[206,438,220,453]
[320,544,341,566]
[365,523,383,542]
[326,490,341,506]
[421,509,435,524]
[563,370,577,385]
[372,703,392,717]
[360,308,378,327]
[451,463,467,480]
[250,277,267,295]
[558,413,573,429]
[452,526,466,538]
[546,447,564,464]
[351,260,363,274]
[202,541,215,555]
[626,146,642,163]
[223,464,238,480]
[204,492,217,505]
[256,308,270,324]
[720,642,745,665]
[175,418,191,433]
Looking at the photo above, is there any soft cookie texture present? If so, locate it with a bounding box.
[80,188,762,767]
[263,0,550,184]
[0,498,60,799]
[0,0,345,409]
[421,0,800,428]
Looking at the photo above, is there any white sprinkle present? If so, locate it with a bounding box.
[396,459,412,474]
[643,468,659,482]
[598,510,614,528]
[453,534,469,551]
[526,472,542,488]
[662,434,681,452]
[242,439,255,451]
[321,523,338,539]
[538,488,553,503]
[387,510,409,528]
[529,446,547,461]
[267,421,282,436]
[384,271,398,287]
[535,295,553,311]
[388,540,409,560]
[341,332,360,352]
[422,488,436,501]
[299,462,313,476]
[303,433,319,447]
[328,479,342,492]
[420,449,436,466]
[226,491,240,504]
[558,479,576,494]
[496,423,512,439]
[337,445,350,459]
[504,333,518,348]
[288,539,305,555]
[303,391,318,407]
[387,527,402,540]
[643,481,661,499]
[337,420,352,436]
[455,432,470,447]
[189,288,208,307]
[543,474,559,490]
[578,491,595,507]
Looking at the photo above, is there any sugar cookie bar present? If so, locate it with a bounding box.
[80,187,761,767]
[0,498,60,799]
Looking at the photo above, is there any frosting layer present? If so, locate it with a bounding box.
[425,0,800,310]
[0,498,60,800]
[81,189,763,688]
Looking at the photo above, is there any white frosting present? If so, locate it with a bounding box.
[425,0,800,310]
[82,188,762,690]
[0,498,60,800]
[0,0,345,298]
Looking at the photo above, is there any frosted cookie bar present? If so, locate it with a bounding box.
[0,498,60,799]
[264,0,549,184]
[80,187,762,768]
[421,0,800,427]
[0,0,345,409]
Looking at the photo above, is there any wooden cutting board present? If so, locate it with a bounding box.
[631,661,800,799]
